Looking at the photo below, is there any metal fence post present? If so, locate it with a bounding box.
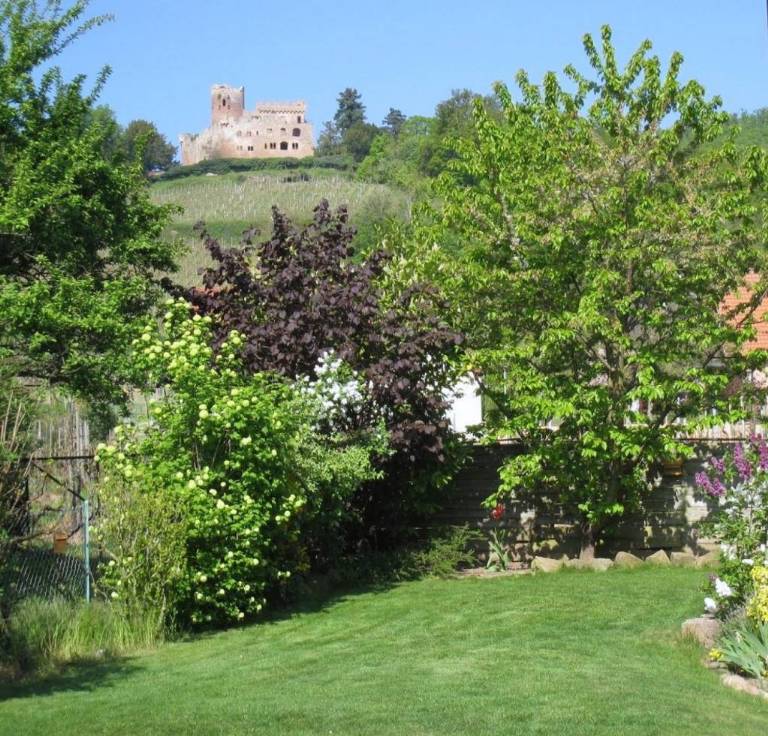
[83,498,91,603]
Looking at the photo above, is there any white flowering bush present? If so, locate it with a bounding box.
[293,351,390,566]
[96,300,385,628]
[301,352,367,430]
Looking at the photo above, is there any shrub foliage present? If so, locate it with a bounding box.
[96,303,384,626]
[179,201,464,539]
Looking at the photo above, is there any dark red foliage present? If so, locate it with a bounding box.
[176,200,463,538]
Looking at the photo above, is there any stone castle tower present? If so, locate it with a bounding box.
[179,84,314,166]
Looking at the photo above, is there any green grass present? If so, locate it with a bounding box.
[152,173,412,284]
[1,567,765,735]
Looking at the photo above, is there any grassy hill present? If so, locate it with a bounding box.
[152,170,413,284]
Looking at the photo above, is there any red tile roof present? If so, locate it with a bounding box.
[721,273,768,352]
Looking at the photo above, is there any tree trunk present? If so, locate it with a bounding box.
[579,522,596,560]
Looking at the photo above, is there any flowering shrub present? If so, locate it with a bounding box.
[748,566,768,624]
[697,437,768,617]
[96,301,384,627]
[178,202,464,544]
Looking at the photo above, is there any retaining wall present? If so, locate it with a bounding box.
[435,443,719,560]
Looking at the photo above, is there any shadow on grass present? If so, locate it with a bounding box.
[0,655,145,700]
[0,551,449,696]
[181,571,409,649]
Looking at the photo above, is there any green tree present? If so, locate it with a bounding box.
[0,0,178,408]
[87,104,122,157]
[333,87,365,135]
[382,107,406,137]
[357,116,433,192]
[315,119,342,156]
[421,26,768,557]
[120,118,176,174]
[342,121,379,162]
[421,88,500,176]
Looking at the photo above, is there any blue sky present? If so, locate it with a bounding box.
[56,0,768,147]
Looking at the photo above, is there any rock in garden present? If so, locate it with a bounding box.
[588,558,614,572]
[645,549,670,566]
[614,551,643,568]
[721,673,768,700]
[695,551,720,568]
[670,552,697,567]
[564,558,584,569]
[681,616,722,648]
[531,556,563,573]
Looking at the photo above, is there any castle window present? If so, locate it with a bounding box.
[280,141,288,151]
[292,128,301,137]
[292,142,299,150]
[280,128,286,134]
[269,142,276,149]
[264,143,268,149]
[247,146,254,151]
[297,115,302,123]
[267,128,273,134]
[246,130,252,136]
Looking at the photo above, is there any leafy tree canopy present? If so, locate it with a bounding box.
[315,119,342,156]
[333,87,366,135]
[120,118,176,174]
[179,201,463,538]
[416,25,768,556]
[0,0,178,407]
[382,107,406,136]
[357,116,434,192]
[343,121,380,162]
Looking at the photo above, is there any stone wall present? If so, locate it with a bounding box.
[434,443,719,560]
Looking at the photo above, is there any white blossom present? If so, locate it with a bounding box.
[714,578,733,598]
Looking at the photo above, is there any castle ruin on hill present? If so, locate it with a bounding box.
[179,84,314,165]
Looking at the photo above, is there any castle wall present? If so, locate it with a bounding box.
[180,85,315,166]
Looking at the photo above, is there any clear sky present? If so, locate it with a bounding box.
[55,0,768,148]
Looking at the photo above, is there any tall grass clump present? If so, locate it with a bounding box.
[1,598,164,677]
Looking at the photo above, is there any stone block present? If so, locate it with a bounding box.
[696,551,720,568]
[588,558,614,572]
[721,673,768,700]
[681,616,721,648]
[531,556,563,573]
[670,551,697,567]
[645,549,671,566]
[614,551,643,568]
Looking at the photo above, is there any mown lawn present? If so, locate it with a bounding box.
[1,567,765,735]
